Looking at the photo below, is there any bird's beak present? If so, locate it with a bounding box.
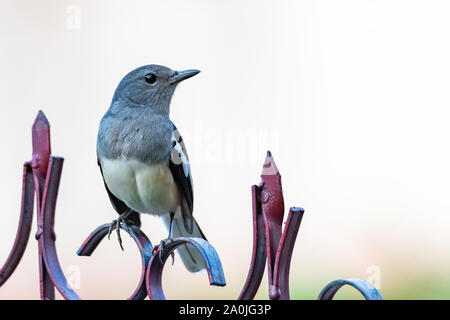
[169,69,200,85]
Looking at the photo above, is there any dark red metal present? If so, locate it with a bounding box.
[237,151,382,300]
[30,112,81,299]
[77,224,153,300]
[31,111,51,189]
[77,225,227,300]
[271,207,304,299]
[37,156,81,299]
[237,185,266,300]
[238,151,304,300]
[146,237,226,300]
[1,110,382,301]
[0,163,34,286]
[0,111,80,299]
[31,111,54,299]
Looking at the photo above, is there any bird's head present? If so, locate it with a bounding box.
[111,64,200,114]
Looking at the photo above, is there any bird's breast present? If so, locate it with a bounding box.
[100,158,180,215]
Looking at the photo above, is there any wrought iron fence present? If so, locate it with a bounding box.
[0,111,383,300]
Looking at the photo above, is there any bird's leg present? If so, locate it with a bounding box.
[108,209,133,250]
[152,212,175,264]
[168,211,175,239]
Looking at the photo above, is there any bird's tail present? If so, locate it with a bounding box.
[162,214,207,273]
[125,211,141,228]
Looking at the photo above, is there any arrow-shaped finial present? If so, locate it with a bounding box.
[261,150,280,177]
[31,110,51,179]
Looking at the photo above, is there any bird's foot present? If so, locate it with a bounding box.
[152,238,175,265]
[108,214,131,251]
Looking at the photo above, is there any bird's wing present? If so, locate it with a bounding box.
[169,122,194,233]
[97,159,141,227]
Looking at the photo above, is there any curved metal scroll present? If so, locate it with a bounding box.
[77,223,153,300]
[36,156,81,299]
[0,163,35,286]
[1,110,383,301]
[271,207,304,299]
[237,151,382,300]
[237,185,267,300]
[318,278,383,300]
[1,111,227,300]
[146,237,226,300]
[238,152,305,300]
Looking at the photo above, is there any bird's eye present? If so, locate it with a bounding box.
[144,73,157,85]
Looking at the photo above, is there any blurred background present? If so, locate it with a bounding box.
[1,0,450,299]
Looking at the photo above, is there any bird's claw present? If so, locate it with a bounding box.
[107,218,130,251]
[152,239,175,265]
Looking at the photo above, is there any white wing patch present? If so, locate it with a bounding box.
[170,124,194,232]
[171,128,192,182]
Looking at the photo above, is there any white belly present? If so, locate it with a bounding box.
[100,158,180,215]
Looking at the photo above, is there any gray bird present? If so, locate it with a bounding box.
[97,64,206,272]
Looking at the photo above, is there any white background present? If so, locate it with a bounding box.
[1,0,450,299]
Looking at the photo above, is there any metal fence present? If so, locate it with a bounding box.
[0,111,382,300]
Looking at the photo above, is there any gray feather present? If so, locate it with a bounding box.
[162,215,207,273]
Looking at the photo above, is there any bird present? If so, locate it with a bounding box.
[96,64,206,272]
